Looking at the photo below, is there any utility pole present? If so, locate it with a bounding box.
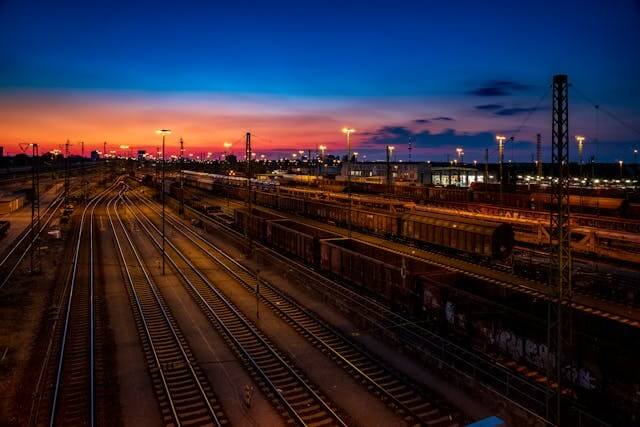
[245,132,253,252]
[103,141,107,185]
[20,143,40,274]
[155,146,160,184]
[81,141,87,200]
[64,140,71,208]
[343,128,355,239]
[179,138,184,215]
[536,134,543,178]
[156,129,171,275]
[548,74,572,426]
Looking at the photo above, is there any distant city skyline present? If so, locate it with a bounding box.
[1,0,639,162]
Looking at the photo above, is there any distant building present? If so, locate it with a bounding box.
[137,149,147,160]
[338,161,482,187]
[91,150,100,161]
[0,146,3,158]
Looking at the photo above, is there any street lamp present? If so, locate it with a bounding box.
[386,145,395,191]
[496,135,506,207]
[223,141,232,159]
[619,160,624,179]
[353,152,359,163]
[319,144,327,158]
[576,135,585,178]
[456,147,463,164]
[156,128,171,275]
[342,127,356,238]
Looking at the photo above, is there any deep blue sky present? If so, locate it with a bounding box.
[1,0,639,162]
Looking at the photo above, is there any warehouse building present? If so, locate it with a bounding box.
[338,161,482,187]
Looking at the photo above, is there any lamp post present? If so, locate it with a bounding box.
[576,135,585,178]
[342,128,356,238]
[156,129,171,275]
[353,152,359,163]
[619,160,624,179]
[496,135,506,207]
[318,145,327,179]
[179,138,185,215]
[386,145,395,191]
[456,147,463,164]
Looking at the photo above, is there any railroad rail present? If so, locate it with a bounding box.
[0,191,64,289]
[130,190,467,426]
[107,191,227,426]
[36,182,118,426]
[121,189,347,427]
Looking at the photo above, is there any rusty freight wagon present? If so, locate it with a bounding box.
[320,238,449,314]
[400,211,514,260]
[266,219,339,267]
[304,199,398,236]
[234,208,284,241]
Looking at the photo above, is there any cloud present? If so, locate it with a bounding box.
[469,80,530,97]
[413,118,430,124]
[494,107,537,116]
[475,104,503,111]
[361,126,496,149]
[432,116,454,121]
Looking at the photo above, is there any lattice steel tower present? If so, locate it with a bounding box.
[548,74,572,425]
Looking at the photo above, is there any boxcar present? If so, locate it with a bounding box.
[234,208,284,241]
[320,238,443,314]
[400,211,514,260]
[266,219,339,267]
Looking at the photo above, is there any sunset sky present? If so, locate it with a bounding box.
[1,0,639,162]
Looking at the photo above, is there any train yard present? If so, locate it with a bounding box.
[174,170,640,425]
[0,167,638,427]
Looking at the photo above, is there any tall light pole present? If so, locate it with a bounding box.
[223,141,232,160]
[575,135,585,178]
[496,135,506,207]
[179,138,185,215]
[386,145,395,191]
[619,160,624,179]
[342,128,356,238]
[156,129,171,275]
[318,145,327,179]
[456,147,463,164]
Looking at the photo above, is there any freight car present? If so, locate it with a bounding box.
[266,219,339,266]
[320,237,451,314]
[234,208,284,242]
[280,197,513,260]
[401,212,514,259]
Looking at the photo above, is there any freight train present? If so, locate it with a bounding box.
[232,208,640,423]
[182,171,514,260]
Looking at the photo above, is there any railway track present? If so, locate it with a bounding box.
[130,191,466,426]
[0,191,64,289]
[107,191,227,426]
[121,190,347,426]
[30,182,119,426]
